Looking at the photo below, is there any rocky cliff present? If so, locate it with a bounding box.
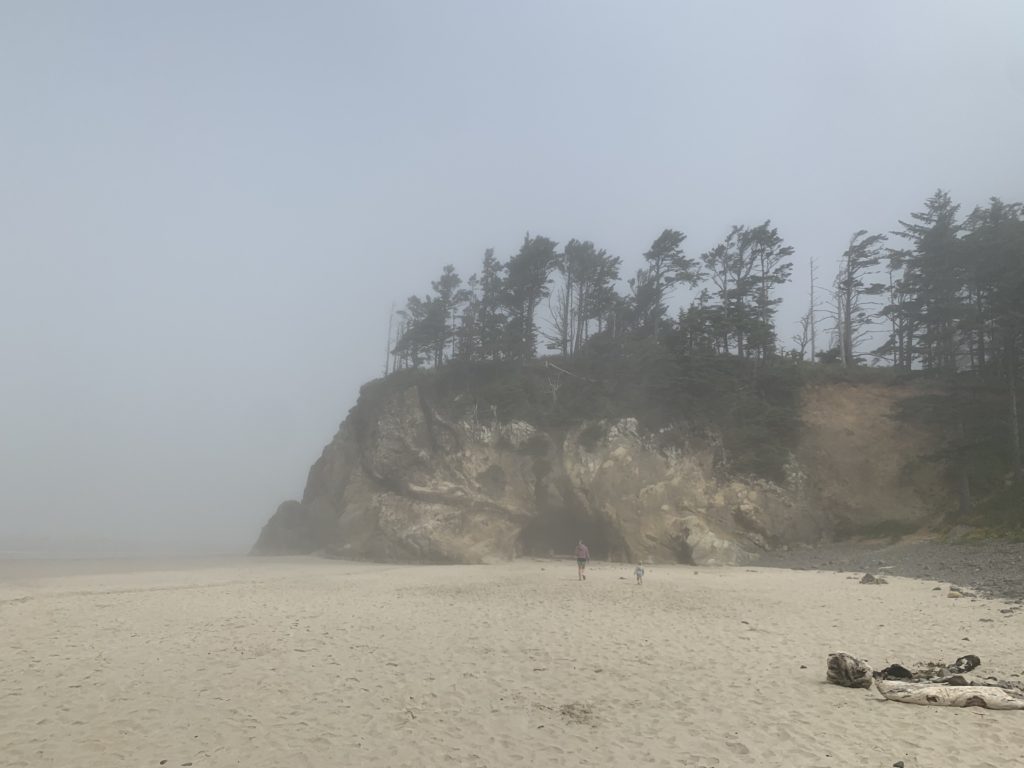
[253,369,947,565]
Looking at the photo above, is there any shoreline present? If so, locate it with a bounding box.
[7,536,1024,602]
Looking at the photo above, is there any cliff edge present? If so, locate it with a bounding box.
[253,365,945,565]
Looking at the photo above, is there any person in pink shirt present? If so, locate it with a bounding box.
[575,540,590,580]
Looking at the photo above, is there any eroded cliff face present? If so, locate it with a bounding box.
[253,380,943,565]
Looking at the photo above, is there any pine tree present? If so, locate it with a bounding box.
[962,198,1024,478]
[546,240,622,356]
[475,248,508,361]
[503,235,558,360]
[745,221,794,360]
[893,190,965,371]
[699,224,791,358]
[830,230,887,366]
[631,229,699,340]
[429,265,472,366]
[393,295,444,368]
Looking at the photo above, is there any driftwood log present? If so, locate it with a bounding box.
[875,678,1024,710]
[826,652,873,688]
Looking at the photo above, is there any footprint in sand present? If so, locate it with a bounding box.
[679,754,720,766]
[725,740,750,755]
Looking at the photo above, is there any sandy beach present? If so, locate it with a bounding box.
[3,557,1022,768]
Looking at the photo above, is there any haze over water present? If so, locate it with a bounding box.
[2,2,1022,554]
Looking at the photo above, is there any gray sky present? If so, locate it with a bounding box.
[2,1,1022,554]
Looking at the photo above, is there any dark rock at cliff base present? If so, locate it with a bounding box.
[757,539,1024,603]
[252,501,311,555]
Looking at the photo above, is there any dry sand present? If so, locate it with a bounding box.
[2,557,1023,768]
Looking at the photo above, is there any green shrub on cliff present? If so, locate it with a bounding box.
[365,336,805,484]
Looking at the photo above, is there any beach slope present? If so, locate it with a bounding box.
[2,558,1021,767]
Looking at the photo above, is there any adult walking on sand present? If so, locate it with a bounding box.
[575,540,590,581]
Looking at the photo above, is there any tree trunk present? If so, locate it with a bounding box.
[976,292,986,368]
[809,257,817,362]
[759,253,769,360]
[840,269,854,367]
[561,272,572,357]
[721,273,730,355]
[384,303,395,375]
[838,314,847,368]
[574,282,587,356]
[888,272,899,367]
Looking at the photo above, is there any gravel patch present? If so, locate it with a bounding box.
[755,538,1024,603]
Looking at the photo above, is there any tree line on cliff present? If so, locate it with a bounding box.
[389,223,796,368]
[381,190,1024,525]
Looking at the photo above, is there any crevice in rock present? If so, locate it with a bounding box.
[417,385,462,454]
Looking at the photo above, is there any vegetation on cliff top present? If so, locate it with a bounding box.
[363,191,1023,526]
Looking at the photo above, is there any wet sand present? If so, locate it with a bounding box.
[3,556,1023,767]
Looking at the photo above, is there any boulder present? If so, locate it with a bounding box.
[677,515,756,566]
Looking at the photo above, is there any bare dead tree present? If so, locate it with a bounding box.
[792,309,812,359]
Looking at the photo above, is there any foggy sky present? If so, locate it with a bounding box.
[2,1,1022,554]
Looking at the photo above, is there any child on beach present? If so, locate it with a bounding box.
[634,562,645,585]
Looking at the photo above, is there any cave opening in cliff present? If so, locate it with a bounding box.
[517,508,615,560]
[672,535,695,565]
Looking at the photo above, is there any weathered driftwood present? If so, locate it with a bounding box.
[879,655,982,683]
[875,678,1024,710]
[827,652,873,688]
[859,573,888,585]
